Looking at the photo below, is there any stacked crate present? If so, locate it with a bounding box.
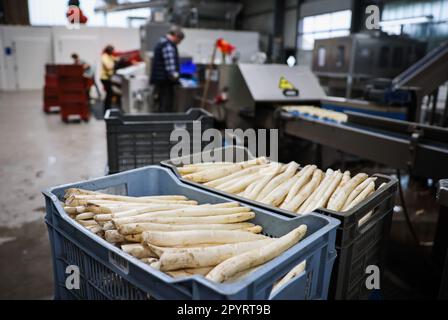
[43,65,60,113]
[56,65,90,122]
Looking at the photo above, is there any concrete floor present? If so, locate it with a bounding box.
[0,90,107,299]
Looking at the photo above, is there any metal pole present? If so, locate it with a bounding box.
[443,86,448,127]
[201,44,217,109]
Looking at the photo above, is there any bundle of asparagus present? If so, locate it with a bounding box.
[62,188,308,286]
[180,159,384,215]
[282,105,348,123]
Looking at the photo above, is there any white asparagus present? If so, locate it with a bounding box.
[178,164,234,175]
[327,170,351,208]
[152,239,275,271]
[114,207,252,224]
[271,260,307,295]
[113,212,256,226]
[256,162,299,201]
[142,230,267,247]
[243,180,260,198]
[125,233,143,243]
[75,212,95,220]
[78,219,99,227]
[117,222,256,235]
[327,173,368,211]
[304,170,343,214]
[260,172,302,207]
[183,161,234,167]
[139,258,159,265]
[219,173,265,194]
[104,230,142,243]
[245,226,263,234]
[245,163,284,200]
[281,169,323,212]
[344,181,376,211]
[206,225,307,283]
[105,230,125,243]
[64,188,102,198]
[121,244,157,258]
[101,221,115,231]
[87,202,196,214]
[282,165,316,206]
[298,169,335,214]
[86,225,103,235]
[225,266,261,283]
[342,177,377,211]
[183,158,267,183]
[66,194,193,206]
[94,213,113,222]
[204,164,268,188]
[64,206,87,214]
[113,203,246,219]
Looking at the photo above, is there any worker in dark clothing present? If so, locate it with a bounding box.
[150,26,185,113]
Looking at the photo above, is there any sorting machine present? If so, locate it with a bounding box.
[218,59,448,179]
[281,110,448,180]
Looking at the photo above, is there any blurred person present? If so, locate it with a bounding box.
[150,25,185,113]
[71,53,93,78]
[100,45,117,113]
[71,53,101,100]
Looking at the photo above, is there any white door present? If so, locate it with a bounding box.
[13,38,52,90]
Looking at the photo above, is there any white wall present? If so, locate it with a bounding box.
[0,28,5,91]
[51,26,140,86]
[0,25,140,91]
[0,25,258,91]
[179,29,260,64]
[0,26,53,90]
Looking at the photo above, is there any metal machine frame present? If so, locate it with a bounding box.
[281,111,448,180]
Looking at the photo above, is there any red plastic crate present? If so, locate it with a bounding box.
[59,93,88,104]
[45,75,58,88]
[44,86,59,97]
[43,97,60,113]
[57,65,84,77]
[58,83,88,93]
[58,76,87,87]
[46,64,58,75]
[60,102,90,122]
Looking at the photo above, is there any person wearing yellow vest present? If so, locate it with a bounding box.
[100,45,117,113]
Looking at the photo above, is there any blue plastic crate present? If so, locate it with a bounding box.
[43,166,339,300]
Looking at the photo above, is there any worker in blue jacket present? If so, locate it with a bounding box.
[150,26,185,113]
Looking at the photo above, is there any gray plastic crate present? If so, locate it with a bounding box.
[105,108,214,174]
[161,146,398,299]
[43,166,339,300]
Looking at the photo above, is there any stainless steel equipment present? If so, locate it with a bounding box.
[218,63,326,129]
[116,63,153,114]
[312,32,426,98]
[140,22,171,54]
[281,110,448,179]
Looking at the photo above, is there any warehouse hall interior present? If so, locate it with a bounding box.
[0,0,447,302]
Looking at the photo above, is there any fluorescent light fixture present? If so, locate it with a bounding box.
[287,56,296,67]
[379,15,433,27]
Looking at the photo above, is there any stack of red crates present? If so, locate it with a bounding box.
[43,65,60,113]
[56,65,90,122]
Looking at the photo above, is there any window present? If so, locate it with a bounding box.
[297,10,352,50]
[28,0,150,27]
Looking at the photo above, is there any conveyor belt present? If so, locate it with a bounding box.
[392,41,448,96]
[281,111,448,179]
